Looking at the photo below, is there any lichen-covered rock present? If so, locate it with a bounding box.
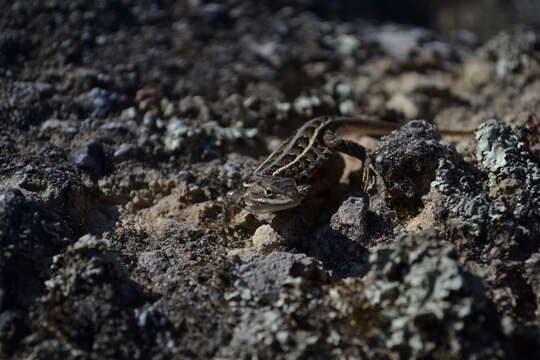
[364,231,508,359]
[432,120,540,317]
[24,234,176,359]
[481,28,540,78]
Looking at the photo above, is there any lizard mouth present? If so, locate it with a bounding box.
[243,197,300,213]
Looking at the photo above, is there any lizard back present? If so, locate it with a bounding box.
[251,116,335,183]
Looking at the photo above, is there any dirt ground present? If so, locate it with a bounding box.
[1,1,540,359]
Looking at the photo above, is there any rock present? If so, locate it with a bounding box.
[0,311,24,355]
[251,224,286,253]
[196,3,229,25]
[223,153,258,181]
[69,141,105,174]
[178,201,221,226]
[481,29,539,78]
[373,120,457,207]
[176,170,195,183]
[375,27,430,60]
[474,119,540,190]
[0,188,69,316]
[113,143,138,161]
[99,121,128,131]
[137,250,168,278]
[234,251,330,298]
[364,231,505,359]
[386,93,420,118]
[0,82,52,130]
[330,197,368,243]
[525,253,540,317]
[75,87,126,118]
[40,119,79,135]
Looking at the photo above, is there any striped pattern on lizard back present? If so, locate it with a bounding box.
[250,117,334,183]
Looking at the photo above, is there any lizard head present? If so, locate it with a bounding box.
[232,175,303,213]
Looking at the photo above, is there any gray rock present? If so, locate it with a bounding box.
[76,88,126,118]
[99,121,128,131]
[365,231,504,359]
[223,153,258,180]
[113,143,138,161]
[234,251,330,298]
[375,27,431,60]
[330,197,368,243]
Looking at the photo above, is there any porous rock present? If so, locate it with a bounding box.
[373,120,457,207]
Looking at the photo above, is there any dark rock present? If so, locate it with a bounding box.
[0,188,69,314]
[196,3,230,25]
[176,170,195,183]
[69,141,105,174]
[0,31,30,66]
[0,311,24,356]
[0,82,52,130]
[373,120,457,207]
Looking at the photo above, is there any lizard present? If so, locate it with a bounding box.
[227,115,472,214]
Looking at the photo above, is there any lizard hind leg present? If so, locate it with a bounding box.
[361,158,381,193]
[322,130,379,192]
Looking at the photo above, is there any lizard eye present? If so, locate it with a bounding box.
[264,189,273,197]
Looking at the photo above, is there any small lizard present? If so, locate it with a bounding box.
[228,116,471,214]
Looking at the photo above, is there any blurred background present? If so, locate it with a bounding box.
[270,0,540,40]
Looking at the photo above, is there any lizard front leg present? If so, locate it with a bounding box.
[322,130,378,192]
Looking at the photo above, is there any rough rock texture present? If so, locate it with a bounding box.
[330,196,369,244]
[1,1,540,359]
[373,120,459,208]
[365,232,508,358]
